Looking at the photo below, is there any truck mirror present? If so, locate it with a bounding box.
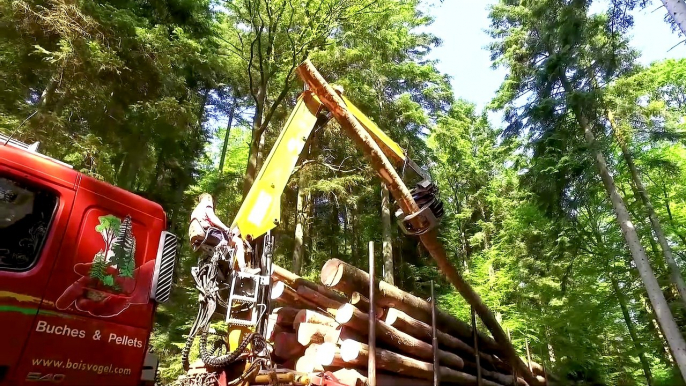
[150,231,178,303]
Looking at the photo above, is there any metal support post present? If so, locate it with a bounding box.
[471,306,482,386]
[431,280,439,386]
[368,241,376,386]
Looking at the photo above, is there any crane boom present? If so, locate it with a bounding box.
[231,87,426,242]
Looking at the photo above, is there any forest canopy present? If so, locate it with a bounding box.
[2,0,686,385]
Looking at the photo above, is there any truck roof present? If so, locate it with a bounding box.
[0,134,166,222]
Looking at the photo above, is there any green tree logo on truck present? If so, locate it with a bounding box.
[89,215,137,292]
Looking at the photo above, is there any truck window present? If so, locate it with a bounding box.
[0,175,58,271]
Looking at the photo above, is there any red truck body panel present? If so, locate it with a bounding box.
[0,144,166,386]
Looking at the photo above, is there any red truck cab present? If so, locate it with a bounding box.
[0,135,178,386]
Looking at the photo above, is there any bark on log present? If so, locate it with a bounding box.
[271,281,319,310]
[272,263,348,303]
[296,285,343,315]
[297,323,336,346]
[350,291,384,319]
[321,258,499,353]
[335,303,464,370]
[271,307,300,328]
[294,309,339,329]
[297,59,540,386]
[265,314,286,341]
[324,327,365,345]
[464,361,527,386]
[274,332,304,359]
[333,339,502,386]
[332,368,433,386]
[385,307,498,367]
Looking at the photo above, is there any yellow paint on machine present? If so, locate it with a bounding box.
[231,91,321,239]
[340,94,406,164]
[231,87,408,241]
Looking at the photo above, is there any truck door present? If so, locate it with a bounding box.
[0,170,75,385]
[13,178,166,386]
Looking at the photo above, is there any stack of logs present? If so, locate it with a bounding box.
[266,259,548,386]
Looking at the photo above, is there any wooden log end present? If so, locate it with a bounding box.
[384,307,399,325]
[335,303,355,324]
[316,342,338,366]
[320,259,343,287]
[340,339,362,362]
[271,281,285,300]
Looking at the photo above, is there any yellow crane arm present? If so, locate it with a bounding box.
[231,87,419,241]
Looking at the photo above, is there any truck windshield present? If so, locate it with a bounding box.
[0,176,58,271]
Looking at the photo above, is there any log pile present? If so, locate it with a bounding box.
[268,261,547,386]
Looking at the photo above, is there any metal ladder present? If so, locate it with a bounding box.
[225,270,269,327]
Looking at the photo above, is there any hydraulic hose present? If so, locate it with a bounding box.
[198,328,258,368]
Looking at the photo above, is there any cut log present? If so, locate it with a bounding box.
[271,281,319,310]
[265,315,286,341]
[271,307,301,327]
[295,346,324,373]
[464,361,527,386]
[313,342,338,366]
[296,285,343,314]
[334,339,502,386]
[294,309,339,330]
[274,332,304,359]
[335,303,464,370]
[295,356,317,373]
[272,264,348,303]
[297,323,335,346]
[321,258,500,353]
[350,291,384,319]
[332,368,433,386]
[324,327,364,345]
[385,307,498,367]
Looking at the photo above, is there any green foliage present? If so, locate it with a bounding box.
[4,0,686,385]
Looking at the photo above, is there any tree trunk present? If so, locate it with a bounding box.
[271,264,348,303]
[296,323,335,346]
[330,198,339,260]
[270,307,300,328]
[331,368,434,386]
[384,308,500,369]
[293,309,338,329]
[296,285,343,313]
[571,103,686,381]
[610,274,654,385]
[662,0,686,37]
[331,340,501,386]
[292,175,306,275]
[218,95,237,174]
[270,281,319,310]
[320,258,500,353]
[274,332,304,359]
[350,292,384,319]
[608,111,686,307]
[382,183,395,284]
[298,60,538,386]
[639,289,676,366]
[324,326,365,345]
[335,303,465,370]
[242,91,265,197]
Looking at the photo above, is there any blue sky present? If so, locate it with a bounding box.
[420,0,686,122]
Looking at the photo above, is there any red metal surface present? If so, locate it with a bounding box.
[0,144,167,386]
